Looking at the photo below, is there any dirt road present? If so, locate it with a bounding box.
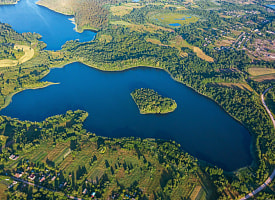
[239,87,275,200]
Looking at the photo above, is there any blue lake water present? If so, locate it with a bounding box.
[169,23,181,27]
[266,5,275,9]
[0,63,252,171]
[0,0,96,50]
[176,17,185,20]
[0,0,253,171]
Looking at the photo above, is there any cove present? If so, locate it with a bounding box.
[0,0,96,50]
[0,63,252,171]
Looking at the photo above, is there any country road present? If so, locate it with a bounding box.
[240,87,275,200]
[11,176,84,200]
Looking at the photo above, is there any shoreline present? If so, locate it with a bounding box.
[11,59,254,172]
[36,2,98,33]
[0,82,58,111]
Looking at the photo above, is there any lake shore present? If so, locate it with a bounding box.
[36,1,98,33]
[0,82,58,111]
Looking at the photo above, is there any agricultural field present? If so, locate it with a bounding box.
[110,20,132,26]
[193,47,214,62]
[210,82,254,92]
[110,20,175,34]
[0,109,209,199]
[251,74,275,82]
[110,3,144,16]
[4,133,206,199]
[145,35,213,61]
[248,67,275,77]
[163,4,187,10]
[215,37,235,47]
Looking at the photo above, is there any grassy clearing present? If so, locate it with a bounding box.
[193,47,214,62]
[170,36,213,61]
[15,45,35,64]
[252,74,275,82]
[146,38,163,45]
[0,59,18,67]
[110,6,133,16]
[151,12,199,26]
[42,142,69,162]
[169,35,192,49]
[32,151,48,163]
[53,147,71,166]
[164,4,187,10]
[190,185,207,200]
[110,21,132,26]
[146,36,212,61]
[212,82,253,91]
[129,23,174,33]
[215,39,234,47]
[98,34,113,43]
[248,67,275,76]
[110,21,174,34]
[0,183,7,200]
[0,45,34,67]
[110,3,144,16]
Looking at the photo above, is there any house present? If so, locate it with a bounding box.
[40,176,46,183]
[82,188,87,194]
[14,172,24,178]
[28,174,36,181]
[51,176,56,181]
[91,192,96,198]
[9,154,19,160]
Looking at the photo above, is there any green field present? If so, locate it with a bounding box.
[150,12,199,26]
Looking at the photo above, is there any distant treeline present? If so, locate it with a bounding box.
[0,0,18,5]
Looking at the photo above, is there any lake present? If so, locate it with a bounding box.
[169,23,181,27]
[0,0,96,50]
[0,0,252,171]
[0,63,252,171]
[266,5,275,10]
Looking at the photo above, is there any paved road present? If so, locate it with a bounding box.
[240,87,275,200]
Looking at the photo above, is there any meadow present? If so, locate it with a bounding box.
[150,12,199,27]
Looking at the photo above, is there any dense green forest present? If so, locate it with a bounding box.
[131,88,177,114]
[0,0,275,199]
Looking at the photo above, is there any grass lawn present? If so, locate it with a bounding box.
[110,3,144,16]
[248,67,275,76]
[0,45,34,68]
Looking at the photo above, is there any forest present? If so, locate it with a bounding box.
[0,0,274,199]
[131,88,177,114]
